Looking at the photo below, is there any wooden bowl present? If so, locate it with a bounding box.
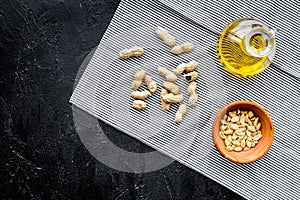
[212,100,274,164]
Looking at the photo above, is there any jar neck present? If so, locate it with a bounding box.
[244,27,278,58]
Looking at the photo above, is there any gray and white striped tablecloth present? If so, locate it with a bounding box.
[161,0,300,78]
[70,1,300,199]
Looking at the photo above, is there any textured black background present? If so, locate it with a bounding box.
[0,0,243,199]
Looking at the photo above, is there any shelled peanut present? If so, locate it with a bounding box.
[219,109,262,152]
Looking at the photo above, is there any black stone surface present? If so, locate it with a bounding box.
[0,0,244,199]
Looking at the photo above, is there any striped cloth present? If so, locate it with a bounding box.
[161,0,300,78]
[70,1,300,199]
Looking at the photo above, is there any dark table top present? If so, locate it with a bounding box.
[0,1,243,199]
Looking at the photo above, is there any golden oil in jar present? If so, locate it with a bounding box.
[217,18,278,77]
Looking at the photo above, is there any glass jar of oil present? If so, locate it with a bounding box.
[217,18,278,77]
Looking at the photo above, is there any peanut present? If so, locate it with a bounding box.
[254,117,259,126]
[184,71,199,82]
[253,134,262,141]
[144,75,157,93]
[228,135,232,143]
[219,131,226,140]
[241,139,246,148]
[155,26,176,46]
[187,81,197,95]
[256,122,261,130]
[173,60,199,75]
[235,130,245,137]
[163,81,180,95]
[232,140,240,146]
[157,66,178,82]
[224,129,233,135]
[174,104,187,123]
[247,126,256,132]
[243,147,251,151]
[160,88,170,110]
[162,93,184,104]
[132,100,147,110]
[234,147,243,152]
[187,81,198,107]
[248,111,254,118]
[132,69,146,90]
[221,125,228,131]
[171,42,194,55]
[219,109,262,152]
[229,111,236,117]
[227,116,232,122]
[225,139,231,146]
[240,114,245,124]
[131,90,151,100]
[223,115,228,121]
[232,134,238,140]
[246,141,252,148]
[189,93,198,107]
[226,146,234,151]
[120,47,144,59]
[231,116,239,123]
[246,130,251,137]
[230,124,239,130]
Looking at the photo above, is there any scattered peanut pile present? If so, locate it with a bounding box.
[131,69,157,110]
[158,62,199,124]
[219,109,262,152]
[119,26,197,124]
